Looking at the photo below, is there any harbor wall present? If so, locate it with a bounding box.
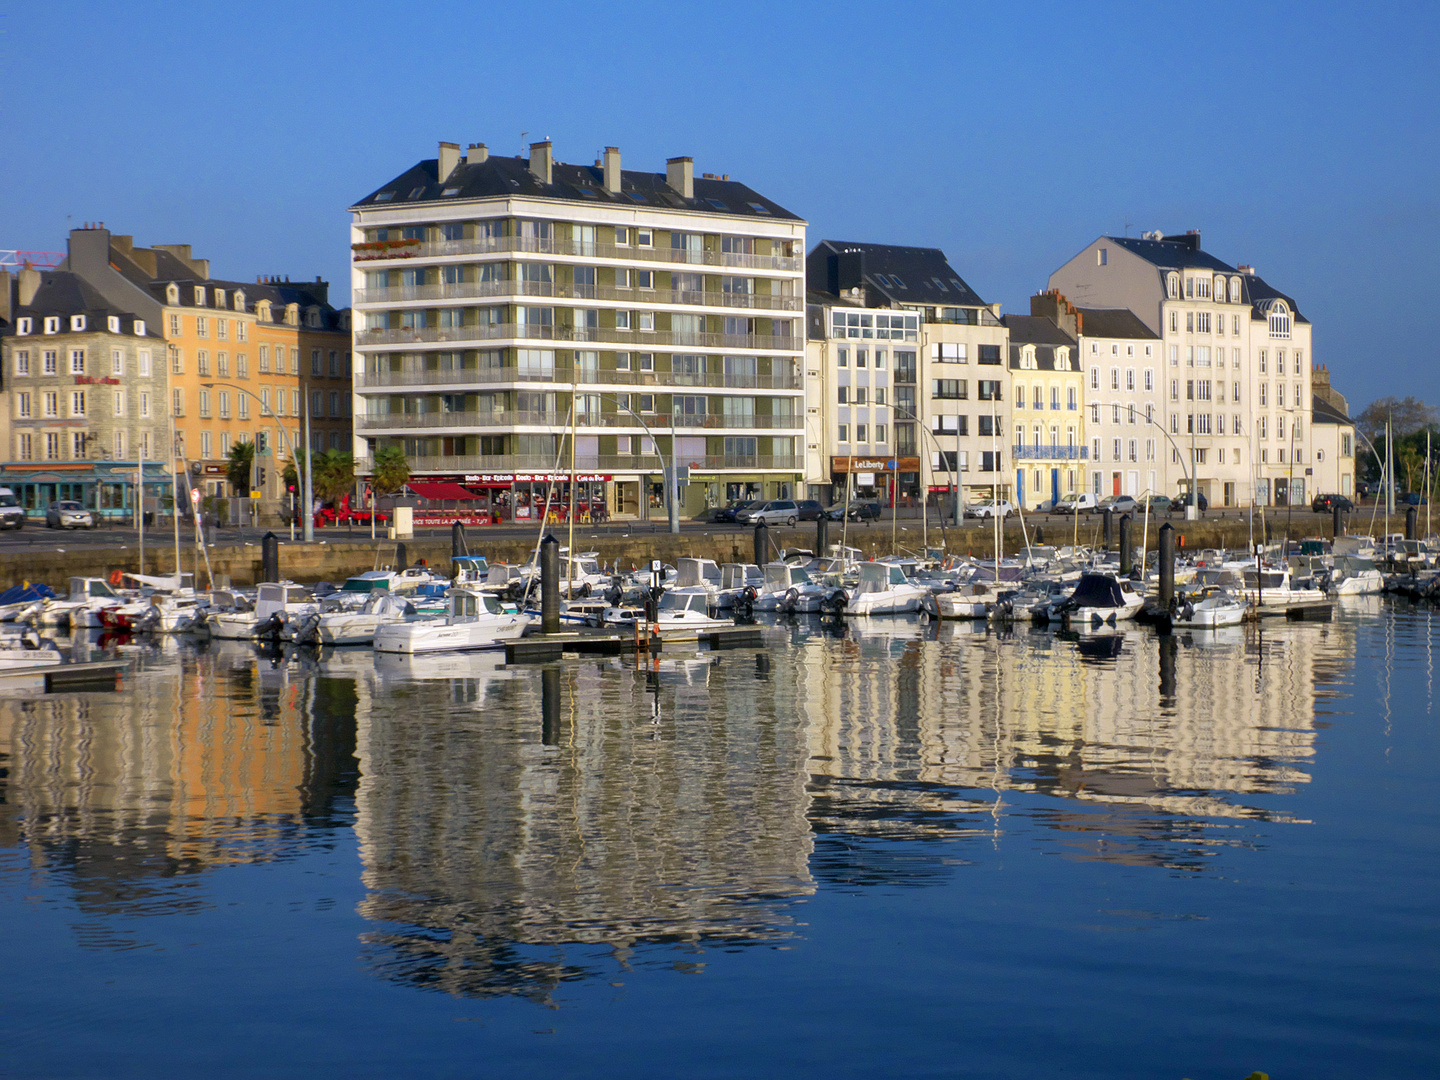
[0,516,1336,588]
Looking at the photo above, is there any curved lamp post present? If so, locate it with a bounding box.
[202,382,311,541]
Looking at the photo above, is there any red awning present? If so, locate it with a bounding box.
[405,481,481,501]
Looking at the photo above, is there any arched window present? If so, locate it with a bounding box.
[1214,275,1226,300]
[1167,273,1180,299]
[1229,277,1242,303]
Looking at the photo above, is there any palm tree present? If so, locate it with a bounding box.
[226,440,255,496]
[313,451,356,507]
[372,446,410,496]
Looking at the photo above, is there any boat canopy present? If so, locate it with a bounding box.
[342,571,393,593]
[676,558,721,587]
[855,562,909,593]
[1067,573,1128,609]
[70,577,119,600]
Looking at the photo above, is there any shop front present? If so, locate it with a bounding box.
[0,461,175,522]
[829,456,920,507]
[433,472,617,524]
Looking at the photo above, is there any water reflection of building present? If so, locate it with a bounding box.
[792,619,1356,866]
[350,655,816,1001]
[0,643,358,927]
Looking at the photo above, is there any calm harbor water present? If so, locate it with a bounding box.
[1,601,1436,1078]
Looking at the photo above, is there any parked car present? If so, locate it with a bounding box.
[825,501,883,521]
[0,487,25,530]
[737,499,800,526]
[1054,492,1100,515]
[1033,497,1059,513]
[1312,494,1355,513]
[1170,492,1209,512]
[1140,494,1173,514]
[1400,492,1429,506]
[1097,495,1140,515]
[45,500,94,529]
[795,499,825,522]
[709,499,756,524]
[964,498,1013,519]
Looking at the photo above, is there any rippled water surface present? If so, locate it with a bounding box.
[1,602,1436,1078]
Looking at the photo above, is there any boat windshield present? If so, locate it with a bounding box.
[788,567,812,586]
[659,592,707,613]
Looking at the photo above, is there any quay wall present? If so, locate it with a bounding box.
[0,516,1334,588]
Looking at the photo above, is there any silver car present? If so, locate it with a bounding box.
[45,500,95,529]
[736,499,800,526]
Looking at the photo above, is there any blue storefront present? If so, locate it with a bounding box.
[0,461,176,522]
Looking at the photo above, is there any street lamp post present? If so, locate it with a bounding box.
[1128,404,1194,515]
[202,382,310,541]
[585,391,677,534]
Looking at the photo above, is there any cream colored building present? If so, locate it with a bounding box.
[1049,231,1331,508]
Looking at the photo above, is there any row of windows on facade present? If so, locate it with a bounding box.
[190,429,346,461]
[10,346,348,380]
[1164,306,1293,340]
[12,315,146,337]
[12,347,153,377]
[162,288,322,327]
[1163,345,1304,371]
[380,389,797,419]
[15,430,153,461]
[12,385,348,422]
[369,264,791,297]
[365,222,787,256]
[920,450,1005,473]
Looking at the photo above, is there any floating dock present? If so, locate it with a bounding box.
[0,659,130,693]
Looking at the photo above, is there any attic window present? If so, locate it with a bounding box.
[932,278,948,292]
[134,321,145,336]
[374,191,395,202]
[108,316,121,333]
[441,187,461,196]
[626,192,648,203]
[949,279,964,292]
[872,274,890,287]
[16,318,31,335]
[706,198,727,210]
[194,286,206,306]
[577,188,598,199]
[747,202,770,214]
[43,316,59,334]
[889,275,906,288]
[408,187,425,199]
[71,315,87,332]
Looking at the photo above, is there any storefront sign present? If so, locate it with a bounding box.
[831,456,919,474]
[458,473,613,484]
[857,472,876,487]
[412,510,494,526]
[74,376,120,385]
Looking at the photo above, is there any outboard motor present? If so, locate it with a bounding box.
[256,612,286,639]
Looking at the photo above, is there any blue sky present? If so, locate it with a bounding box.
[2,0,1434,408]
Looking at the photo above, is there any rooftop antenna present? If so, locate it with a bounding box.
[520,130,529,153]
[1123,218,1133,237]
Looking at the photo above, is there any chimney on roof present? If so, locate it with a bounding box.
[466,142,488,164]
[438,141,461,182]
[603,146,621,194]
[1031,290,1079,338]
[529,140,553,184]
[1237,264,1255,276]
[666,156,694,199]
[112,235,133,256]
[18,266,41,307]
[153,243,208,279]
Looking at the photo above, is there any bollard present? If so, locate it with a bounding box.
[816,513,828,556]
[754,520,769,565]
[1102,508,1114,550]
[261,531,280,583]
[396,541,408,570]
[1118,515,1132,576]
[1333,505,1344,539]
[1406,505,1417,541]
[1035,525,1044,545]
[540,533,560,635]
[451,520,466,560]
[1158,522,1175,607]
[541,665,560,747]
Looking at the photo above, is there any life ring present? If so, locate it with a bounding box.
[109,569,125,586]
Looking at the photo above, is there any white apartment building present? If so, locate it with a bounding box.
[805,241,1009,509]
[1049,231,1334,508]
[349,141,807,521]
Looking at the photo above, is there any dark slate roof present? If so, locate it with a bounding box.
[1239,271,1308,325]
[1002,314,1076,348]
[1108,234,1235,274]
[807,240,987,308]
[1073,307,1159,340]
[1003,315,1077,372]
[352,153,802,221]
[1312,396,1352,425]
[12,271,158,336]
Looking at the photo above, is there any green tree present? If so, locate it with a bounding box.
[282,449,307,491]
[226,440,255,495]
[313,450,356,507]
[371,446,410,496]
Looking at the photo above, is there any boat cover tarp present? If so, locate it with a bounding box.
[1067,573,1126,608]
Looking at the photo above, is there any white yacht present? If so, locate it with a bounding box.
[674,558,723,604]
[1331,556,1384,596]
[1051,572,1145,628]
[290,592,413,646]
[843,562,932,616]
[207,583,314,640]
[714,563,763,610]
[752,562,827,614]
[0,626,62,667]
[602,588,732,636]
[372,587,534,654]
[935,580,1005,620]
[1239,565,1328,607]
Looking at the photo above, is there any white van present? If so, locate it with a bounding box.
[1055,492,1099,515]
[0,488,25,530]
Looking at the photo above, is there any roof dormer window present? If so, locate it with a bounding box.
[256,300,272,322]
[16,317,31,335]
[305,307,321,328]
[70,315,86,332]
[166,283,180,305]
[1229,277,1242,303]
[285,303,300,326]
[134,320,145,336]
[43,316,60,334]
[232,290,245,312]
[194,286,206,306]
[1214,275,1226,300]
[214,288,226,308]
[108,316,121,333]
[1167,272,1180,299]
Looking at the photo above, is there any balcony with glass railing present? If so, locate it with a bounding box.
[354,452,804,474]
[1011,444,1089,460]
[352,279,801,312]
[352,235,803,272]
[357,410,803,432]
[354,322,799,352]
[355,364,803,391]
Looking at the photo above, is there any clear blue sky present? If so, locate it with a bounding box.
[3,0,1434,410]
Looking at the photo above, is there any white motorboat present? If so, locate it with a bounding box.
[290,591,414,646]
[674,558,723,604]
[714,563,763,610]
[1239,565,1327,608]
[935,580,1005,619]
[1171,588,1247,629]
[1331,556,1384,596]
[207,583,314,640]
[601,588,732,636]
[0,626,63,667]
[372,587,534,654]
[1051,572,1145,629]
[841,561,932,616]
[750,562,828,614]
[23,577,126,629]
